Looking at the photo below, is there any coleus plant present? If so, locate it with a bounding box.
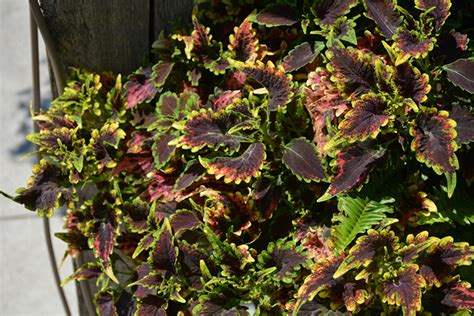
[2,0,474,314]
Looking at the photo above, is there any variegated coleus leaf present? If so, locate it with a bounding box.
[329,47,377,94]
[61,262,102,286]
[257,240,306,283]
[394,30,434,64]
[175,109,251,152]
[444,59,474,93]
[450,105,474,144]
[364,0,401,38]
[239,61,293,110]
[320,144,386,200]
[415,0,452,31]
[135,296,167,316]
[152,133,177,169]
[254,4,298,27]
[295,256,345,313]
[282,138,325,182]
[380,265,425,316]
[254,178,281,218]
[95,290,118,316]
[417,237,474,287]
[200,142,266,184]
[157,91,179,117]
[90,122,126,170]
[311,0,357,26]
[150,219,178,272]
[228,20,258,62]
[283,42,325,73]
[151,61,174,87]
[93,221,118,283]
[12,159,73,217]
[398,231,438,263]
[192,299,250,315]
[441,281,474,312]
[123,199,150,233]
[207,89,242,112]
[410,110,458,175]
[124,67,157,110]
[394,63,431,104]
[338,94,391,142]
[173,160,206,192]
[170,210,201,234]
[334,229,399,278]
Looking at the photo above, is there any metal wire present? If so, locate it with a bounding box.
[29,2,71,315]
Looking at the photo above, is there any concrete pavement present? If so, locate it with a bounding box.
[1,1,78,315]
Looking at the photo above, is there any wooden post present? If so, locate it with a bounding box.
[36,1,193,314]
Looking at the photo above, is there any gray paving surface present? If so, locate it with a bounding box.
[1,1,78,315]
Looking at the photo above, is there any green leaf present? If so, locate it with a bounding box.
[332,196,394,253]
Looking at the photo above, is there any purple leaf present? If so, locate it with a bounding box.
[254,5,298,26]
[229,20,258,62]
[170,210,201,233]
[415,0,452,31]
[283,42,324,72]
[174,160,206,192]
[450,105,474,144]
[153,134,177,168]
[364,0,400,38]
[312,0,357,25]
[282,138,325,181]
[152,62,174,87]
[94,221,117,282]
[444,59,474,93]
[150,221,177,272]
[95,291,118,316]
[124,67,157,110]
[202,142,266,184]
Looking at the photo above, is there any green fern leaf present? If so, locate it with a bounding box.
[332,196,394,253]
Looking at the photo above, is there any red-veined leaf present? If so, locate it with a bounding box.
[240,61,293,110]
[201,142,266,184]
[229,20,258,62]
[94,221,118,283]
[208,89,242,112]
[410,111,458,175]
[282,138,325,182]
[380,265,425,316]
[124,67,157,110]
[395,63,431,103]
[441,282,474,311]
[395,30,434,63]
[339,94,390,142]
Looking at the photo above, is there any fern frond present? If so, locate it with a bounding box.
[332,196,394,253]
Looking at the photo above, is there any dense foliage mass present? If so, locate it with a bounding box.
[4,0,474,314]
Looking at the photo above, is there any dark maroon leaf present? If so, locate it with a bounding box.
[136,296,167,316]
[14,160,72,216]
[411,111,458,175]
[153,202,177,222]
[241,61,292,110]
[283,42,324,72]
[150,222,177,272]
[450,105,474,144]
[170,210,201,233]
[415,0,452,31]
[282,138,325,181]
[364,0,400,38]
[153,134,176,168]
[124,67,157,110]
[174,160,206,192]
[123,201,149,233]
[296,256,344,304]
[62,263,102,285]
[135,264,154,298]
[193,300,249,316]
[157,92,179,116]
[95,291,118,316]
[267,243,306,280]
[208,90,241,112]
[444,59,474,93]
[254,178,281,218]
[330,48,376,93]
[152,61,174,87]
[323,144,385,198]
[94,222,116,281]
[381,265,425,315]
[395,63,430,103]
[396,30,433,60]
[312,0,357,25]
[254,5,298,26]
[441,282,474,311]
[179,111,243,152]
[202,142,266,184]
[229,20,258,62]
[339,94,390,142]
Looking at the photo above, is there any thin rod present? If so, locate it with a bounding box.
[28,0,65,94]
[30,6,71,316]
